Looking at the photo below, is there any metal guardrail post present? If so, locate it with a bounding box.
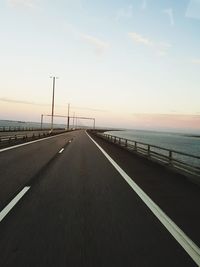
[169,151,173,166]
[125,140,127,147]
[95,132,200,178]
[148,145,150,157]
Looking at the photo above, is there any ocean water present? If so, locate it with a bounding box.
[106,130,200,165]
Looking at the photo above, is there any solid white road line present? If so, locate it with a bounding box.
[59,148,64,154]
[0,132,69,153]
[86,131,200,266]
[0,186,30,222]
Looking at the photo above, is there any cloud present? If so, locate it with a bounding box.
[131,113,200,118]
[7,0,36,8]
[128,32,171,56]
[186,0,200,20]
[131,113,200,125]
[128,32,153,46]
[64,23,109,56]
[115,5,133,21]
[163,8,174,26]
[0,97,49,106]
[80,34,110,56]
[130,113,200,131]
[191,58,200,64]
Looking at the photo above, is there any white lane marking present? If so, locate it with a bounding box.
[0,186,30,222]
[86,131,200,266]
[0,132,69,153]
[59,148,64,154]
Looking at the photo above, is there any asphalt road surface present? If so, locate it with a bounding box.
[0,130,199,266]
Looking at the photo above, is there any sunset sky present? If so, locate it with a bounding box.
[0,0,200,131]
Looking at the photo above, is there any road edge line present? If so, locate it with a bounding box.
[86,131,200,266]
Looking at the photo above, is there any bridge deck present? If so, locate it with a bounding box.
[0,130,199,266]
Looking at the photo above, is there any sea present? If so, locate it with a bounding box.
[106,129,200,160]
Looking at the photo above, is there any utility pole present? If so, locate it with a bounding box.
[93,118,95,129]
[41,114,43,130]
[50,76,58,132]
[67,103,70,130]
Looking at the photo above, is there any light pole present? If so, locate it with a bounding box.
[50,76,58,132]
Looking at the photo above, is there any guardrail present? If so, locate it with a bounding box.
[0,130,67,148]
[95,132,200,179]
[0,126,67,132]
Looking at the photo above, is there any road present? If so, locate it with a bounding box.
[0,130,199,266]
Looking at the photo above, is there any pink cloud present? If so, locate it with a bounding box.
[131,113,200,130]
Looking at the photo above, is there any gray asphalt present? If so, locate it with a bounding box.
[0,130,198,266]
[0,131,74,210]
[91,132,200,248]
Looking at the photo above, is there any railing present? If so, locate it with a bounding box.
[0,126,42,132]
[96,132,200,179]
[0,130,68,148]
[0,126,65,132]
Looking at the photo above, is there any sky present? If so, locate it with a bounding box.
[0,0,200,131]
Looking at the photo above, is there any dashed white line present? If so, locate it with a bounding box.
[59,148,64,154]
[86,131,200,266]
[0,186,30,222]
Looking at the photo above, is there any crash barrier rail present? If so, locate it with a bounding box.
[0,126,65,132]
[0,130,68,148]
[95,132,200,179]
